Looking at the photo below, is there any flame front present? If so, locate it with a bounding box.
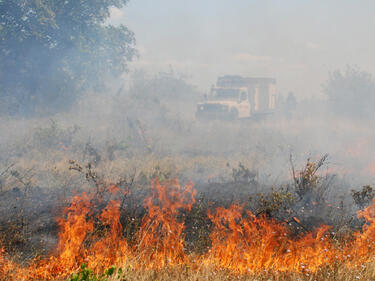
[16,193,95,280]
[206,205,334,273]
[2,180,375,280]
[136,179,195,268]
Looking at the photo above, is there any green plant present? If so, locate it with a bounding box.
[68,264,123,281]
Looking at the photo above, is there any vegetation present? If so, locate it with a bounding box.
[324,65,375,118]
[1,73,373,279]
[0,144,373,280]
[64,263,375,281]
[0,0,136,115]
[2,1,375,280]
[68,264,119,281]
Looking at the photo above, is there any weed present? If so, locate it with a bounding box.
[232,162,258,185]
[68,264,124,281]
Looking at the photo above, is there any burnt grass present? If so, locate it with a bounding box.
[0,187,62,260]
[0,159,370,263]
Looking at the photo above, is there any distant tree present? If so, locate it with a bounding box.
[128,70,200,103]
[112,70,201,132]
[323,66,375,118]
[0,0,136,115]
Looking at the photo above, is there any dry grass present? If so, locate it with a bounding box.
[0,115,372,281]
[66,262,375,281]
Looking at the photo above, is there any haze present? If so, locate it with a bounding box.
[110,0,375,97]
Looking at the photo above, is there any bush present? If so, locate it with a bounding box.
[324,65,375,118]
[68,264,122,281]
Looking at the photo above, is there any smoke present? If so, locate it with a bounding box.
[5,3,375,280]
[1,0,375,228]
[1,68,375,188]
[119,1,375,98]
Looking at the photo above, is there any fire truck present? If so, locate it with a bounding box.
[196,75,277,120]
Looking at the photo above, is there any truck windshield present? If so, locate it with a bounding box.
[214,88,240,100]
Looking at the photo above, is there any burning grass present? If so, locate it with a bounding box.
[1,175,375,280]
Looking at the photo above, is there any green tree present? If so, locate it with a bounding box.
[323,65,375,118]
[0,0,136,115]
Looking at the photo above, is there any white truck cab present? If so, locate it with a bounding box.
[196,76,276,120]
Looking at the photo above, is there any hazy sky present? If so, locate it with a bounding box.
[109,0,375,98]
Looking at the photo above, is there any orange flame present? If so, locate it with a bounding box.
[136,179,196,268]
[18,193,95,280]
[0,246,15,277]
[205,205,334,273]
[86,199,130,272]
[345,199,375,266]
[4,181,375,279]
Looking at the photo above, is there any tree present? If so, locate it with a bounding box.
[323,65,375,119]
[0,0,136,115]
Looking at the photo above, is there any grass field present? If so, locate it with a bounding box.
[1,99,375,280]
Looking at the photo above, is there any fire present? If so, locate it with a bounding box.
[346,200,375,266]
[86,199,130,272]
[3,180,375,279]
[136,179,196,268]
[206,205,334,273]
[18,193,95,280]
[0,246,15,277]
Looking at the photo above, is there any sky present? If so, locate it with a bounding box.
[109,0,375,98]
